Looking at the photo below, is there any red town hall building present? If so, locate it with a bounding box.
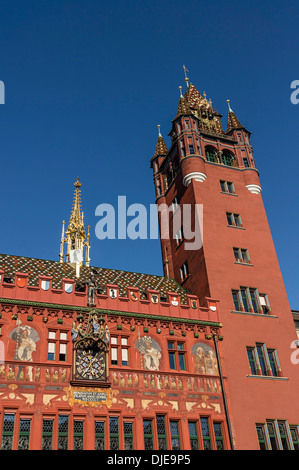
[0,75,298,451]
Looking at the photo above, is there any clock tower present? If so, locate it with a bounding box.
[151,72,299,449]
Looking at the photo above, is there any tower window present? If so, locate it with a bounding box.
[172,196,180,212]
[246,344,280,377]
[220,180,235,194]
[233,247,250,264]
[226,212,242,227]
[179,262,189,282]
[222,151,235,167]
[175,227,184,245]
[205,147,217,163]
[243,157,250,167]
[188,144,195,154]
[231,287,270,314]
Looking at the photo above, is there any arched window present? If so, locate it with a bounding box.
[222,150,236,167]
[205,146,217,163]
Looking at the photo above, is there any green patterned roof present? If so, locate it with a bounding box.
[0,253,188,303]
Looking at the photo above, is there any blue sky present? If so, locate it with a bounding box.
[0,0,298,308]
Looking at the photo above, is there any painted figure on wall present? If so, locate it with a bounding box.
[136,336,161,371]
[192,343,218,375]
[10,324,39,362]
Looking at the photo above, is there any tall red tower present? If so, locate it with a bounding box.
[151,75,299,450]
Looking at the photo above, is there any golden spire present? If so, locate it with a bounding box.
[59,178,90,273]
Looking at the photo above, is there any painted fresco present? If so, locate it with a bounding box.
[192,342,218,375]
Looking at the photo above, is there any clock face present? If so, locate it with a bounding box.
[75,349,105,381]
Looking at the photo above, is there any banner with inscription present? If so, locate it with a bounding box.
[65,386,112,408]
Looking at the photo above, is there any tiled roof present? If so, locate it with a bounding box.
[175,94,192,119]
[153,135,168,159]
[184,83,203,109]
[226,110,244,133]
[0,253,188,303]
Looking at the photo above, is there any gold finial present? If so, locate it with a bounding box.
[74,177,81,189]
[183,65,189,87]
[227,99,233,113]
[157,124,162,137]
[179,86,183,98]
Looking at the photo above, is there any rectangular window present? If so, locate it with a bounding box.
[267,349,279,377]
[110,336,129,366]
[73,419,84,450]
[172,196,180,212]
[243,157,250,167]
[232,290,241,311]
[47,342,55,361]
[143,420,154,450]
[180,262,189,282]
[156,415,167,450]
[290,426,299,450]
[188,421,199,450]
[109,416,119,450]
[226,212,242,227]
[259,294,270,314]
[233,248,250,264]
[123,421,134,450]
[256,344,267,376]
[47,330,68,361]
[58,415,69,450]
[267,421,279,450]
[41,418,54,450]
[220,180,235,194]
[188,144,195,154]
[249,288,259,313]
[175,227,184,245]
[213,422,225,450]
[168,341,186,371]
[200,417,212,450]
[256,424,269,450]
[247,347,258,375]
[59,343,67,362]
[95,420,105,450]
[247,343,280,377]
[240,288,250,312]
[257,420,297,450]
[278,421,291,450]
[1,413,15,450]
[18,418,31,450]
[233,287,270,314]
[170,421,181,450]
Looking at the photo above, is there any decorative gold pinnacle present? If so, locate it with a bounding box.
[59,178,90,271]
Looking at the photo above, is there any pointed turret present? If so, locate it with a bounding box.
[153,125,168,158]
[226,100,246,134]
[175,86,192,118]
[59,178,90,273]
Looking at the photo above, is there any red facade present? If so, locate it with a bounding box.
[0,255,229,450]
